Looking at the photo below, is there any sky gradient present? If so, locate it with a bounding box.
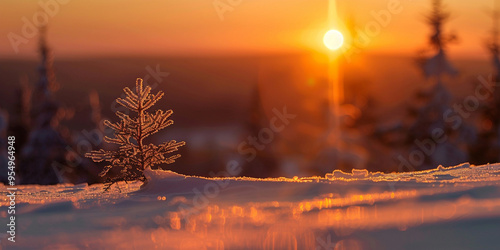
[0,0,495,59]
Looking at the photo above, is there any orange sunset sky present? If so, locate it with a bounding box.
[0,0,495,59]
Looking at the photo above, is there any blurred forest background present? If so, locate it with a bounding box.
[2,0,500,184]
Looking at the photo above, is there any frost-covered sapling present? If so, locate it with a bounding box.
[86,78,185,190]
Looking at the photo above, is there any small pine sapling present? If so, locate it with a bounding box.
[86,78,185,190]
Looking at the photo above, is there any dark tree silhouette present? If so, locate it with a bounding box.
[18,26,68,184]
[405,0,474,170]
[471,1,500,164]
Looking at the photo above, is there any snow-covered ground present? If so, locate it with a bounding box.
[1,163,500,249]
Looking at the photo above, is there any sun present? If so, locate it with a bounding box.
[323,29,344,51]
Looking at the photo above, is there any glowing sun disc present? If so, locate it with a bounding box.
[323,29,344,51]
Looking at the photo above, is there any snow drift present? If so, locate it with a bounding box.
[1,163,500,249]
